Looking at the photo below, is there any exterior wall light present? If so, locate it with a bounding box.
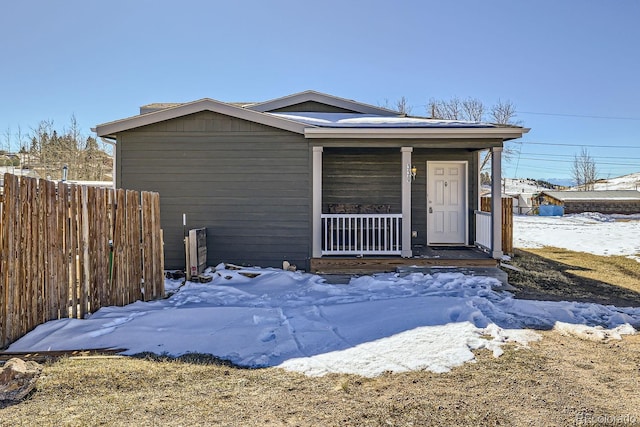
[406,164,417,182]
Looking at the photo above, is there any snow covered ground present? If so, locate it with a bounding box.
[502,177,558,194]
[501,172,640,193]
[7,213,640,377]
[592,172,640,191]
[514,212,640,260]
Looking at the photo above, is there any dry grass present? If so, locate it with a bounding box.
[2,247,640,426]
[507,247,640,307]
[2,334,640,426]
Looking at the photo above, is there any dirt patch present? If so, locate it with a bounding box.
[1,333,639,426]
[505,247,640,307]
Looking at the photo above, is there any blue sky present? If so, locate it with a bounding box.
[1,0,639,181]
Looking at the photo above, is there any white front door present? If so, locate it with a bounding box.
[427,162,467,245]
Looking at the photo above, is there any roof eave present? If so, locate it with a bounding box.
[304,127,529,140]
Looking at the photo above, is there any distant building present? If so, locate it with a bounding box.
[0,167,40,194]
[538,190,640,214]
[505,192,536,215]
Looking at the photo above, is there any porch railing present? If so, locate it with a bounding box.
[474,210,491,250]
[322,214,402,255]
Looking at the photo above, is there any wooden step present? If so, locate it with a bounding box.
[310,257,498,274]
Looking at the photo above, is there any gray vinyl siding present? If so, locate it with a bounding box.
[117,111,311,270]
[322,148,401,212]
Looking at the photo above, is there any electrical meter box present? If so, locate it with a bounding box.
[186,228,207,280]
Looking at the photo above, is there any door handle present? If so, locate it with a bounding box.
[429,207,433,214]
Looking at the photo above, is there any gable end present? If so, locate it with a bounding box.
[247,90,399,116]
[267,101,363,114]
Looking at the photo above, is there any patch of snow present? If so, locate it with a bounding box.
[554,322,636,341]
[592,172,640,191]
[8,264,640,377]
[514,213,640,258]
[501,178,560,195]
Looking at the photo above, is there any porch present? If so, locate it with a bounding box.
[311,146,506,264]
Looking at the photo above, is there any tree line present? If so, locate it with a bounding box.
[3,115,112,182]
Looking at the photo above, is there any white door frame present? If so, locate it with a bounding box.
[426,161,468,245]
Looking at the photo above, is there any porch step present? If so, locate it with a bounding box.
[310,256,498,275]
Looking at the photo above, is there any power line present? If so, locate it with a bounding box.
[519,152,640,161]
[516,156,639,167]
[516,141,640,149]
[517,111,640,121]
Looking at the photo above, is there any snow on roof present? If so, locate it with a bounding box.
[271,112,496,128]
[541,190,640,201]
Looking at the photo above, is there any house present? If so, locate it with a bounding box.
[0,166,39,195]
[95,90,528,272]
[506,192,536,215]
[538,190,640,215]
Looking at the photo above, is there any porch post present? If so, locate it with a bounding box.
[312,146,323,258]
[401,147,413,258]
[491,146,503,259]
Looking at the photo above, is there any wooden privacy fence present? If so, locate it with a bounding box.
[480,196,514,255]
[0,173,164,348]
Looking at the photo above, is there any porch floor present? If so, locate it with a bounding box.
[310,245,498,274]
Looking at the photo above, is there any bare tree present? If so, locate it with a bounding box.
[490,99,518,125]
[428,97,462,120]
[379,96,413,115]
[427,97,520,173]
[2,126,10,152]
[428,97,517,124]
[395,96,412,115]
[572,147,598,190]
[429,97,487,122]
[462,98,484,122]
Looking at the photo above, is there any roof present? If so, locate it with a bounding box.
[95,90,529,141]
[541,190,640,201]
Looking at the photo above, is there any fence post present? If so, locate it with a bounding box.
[480,196,514,255]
